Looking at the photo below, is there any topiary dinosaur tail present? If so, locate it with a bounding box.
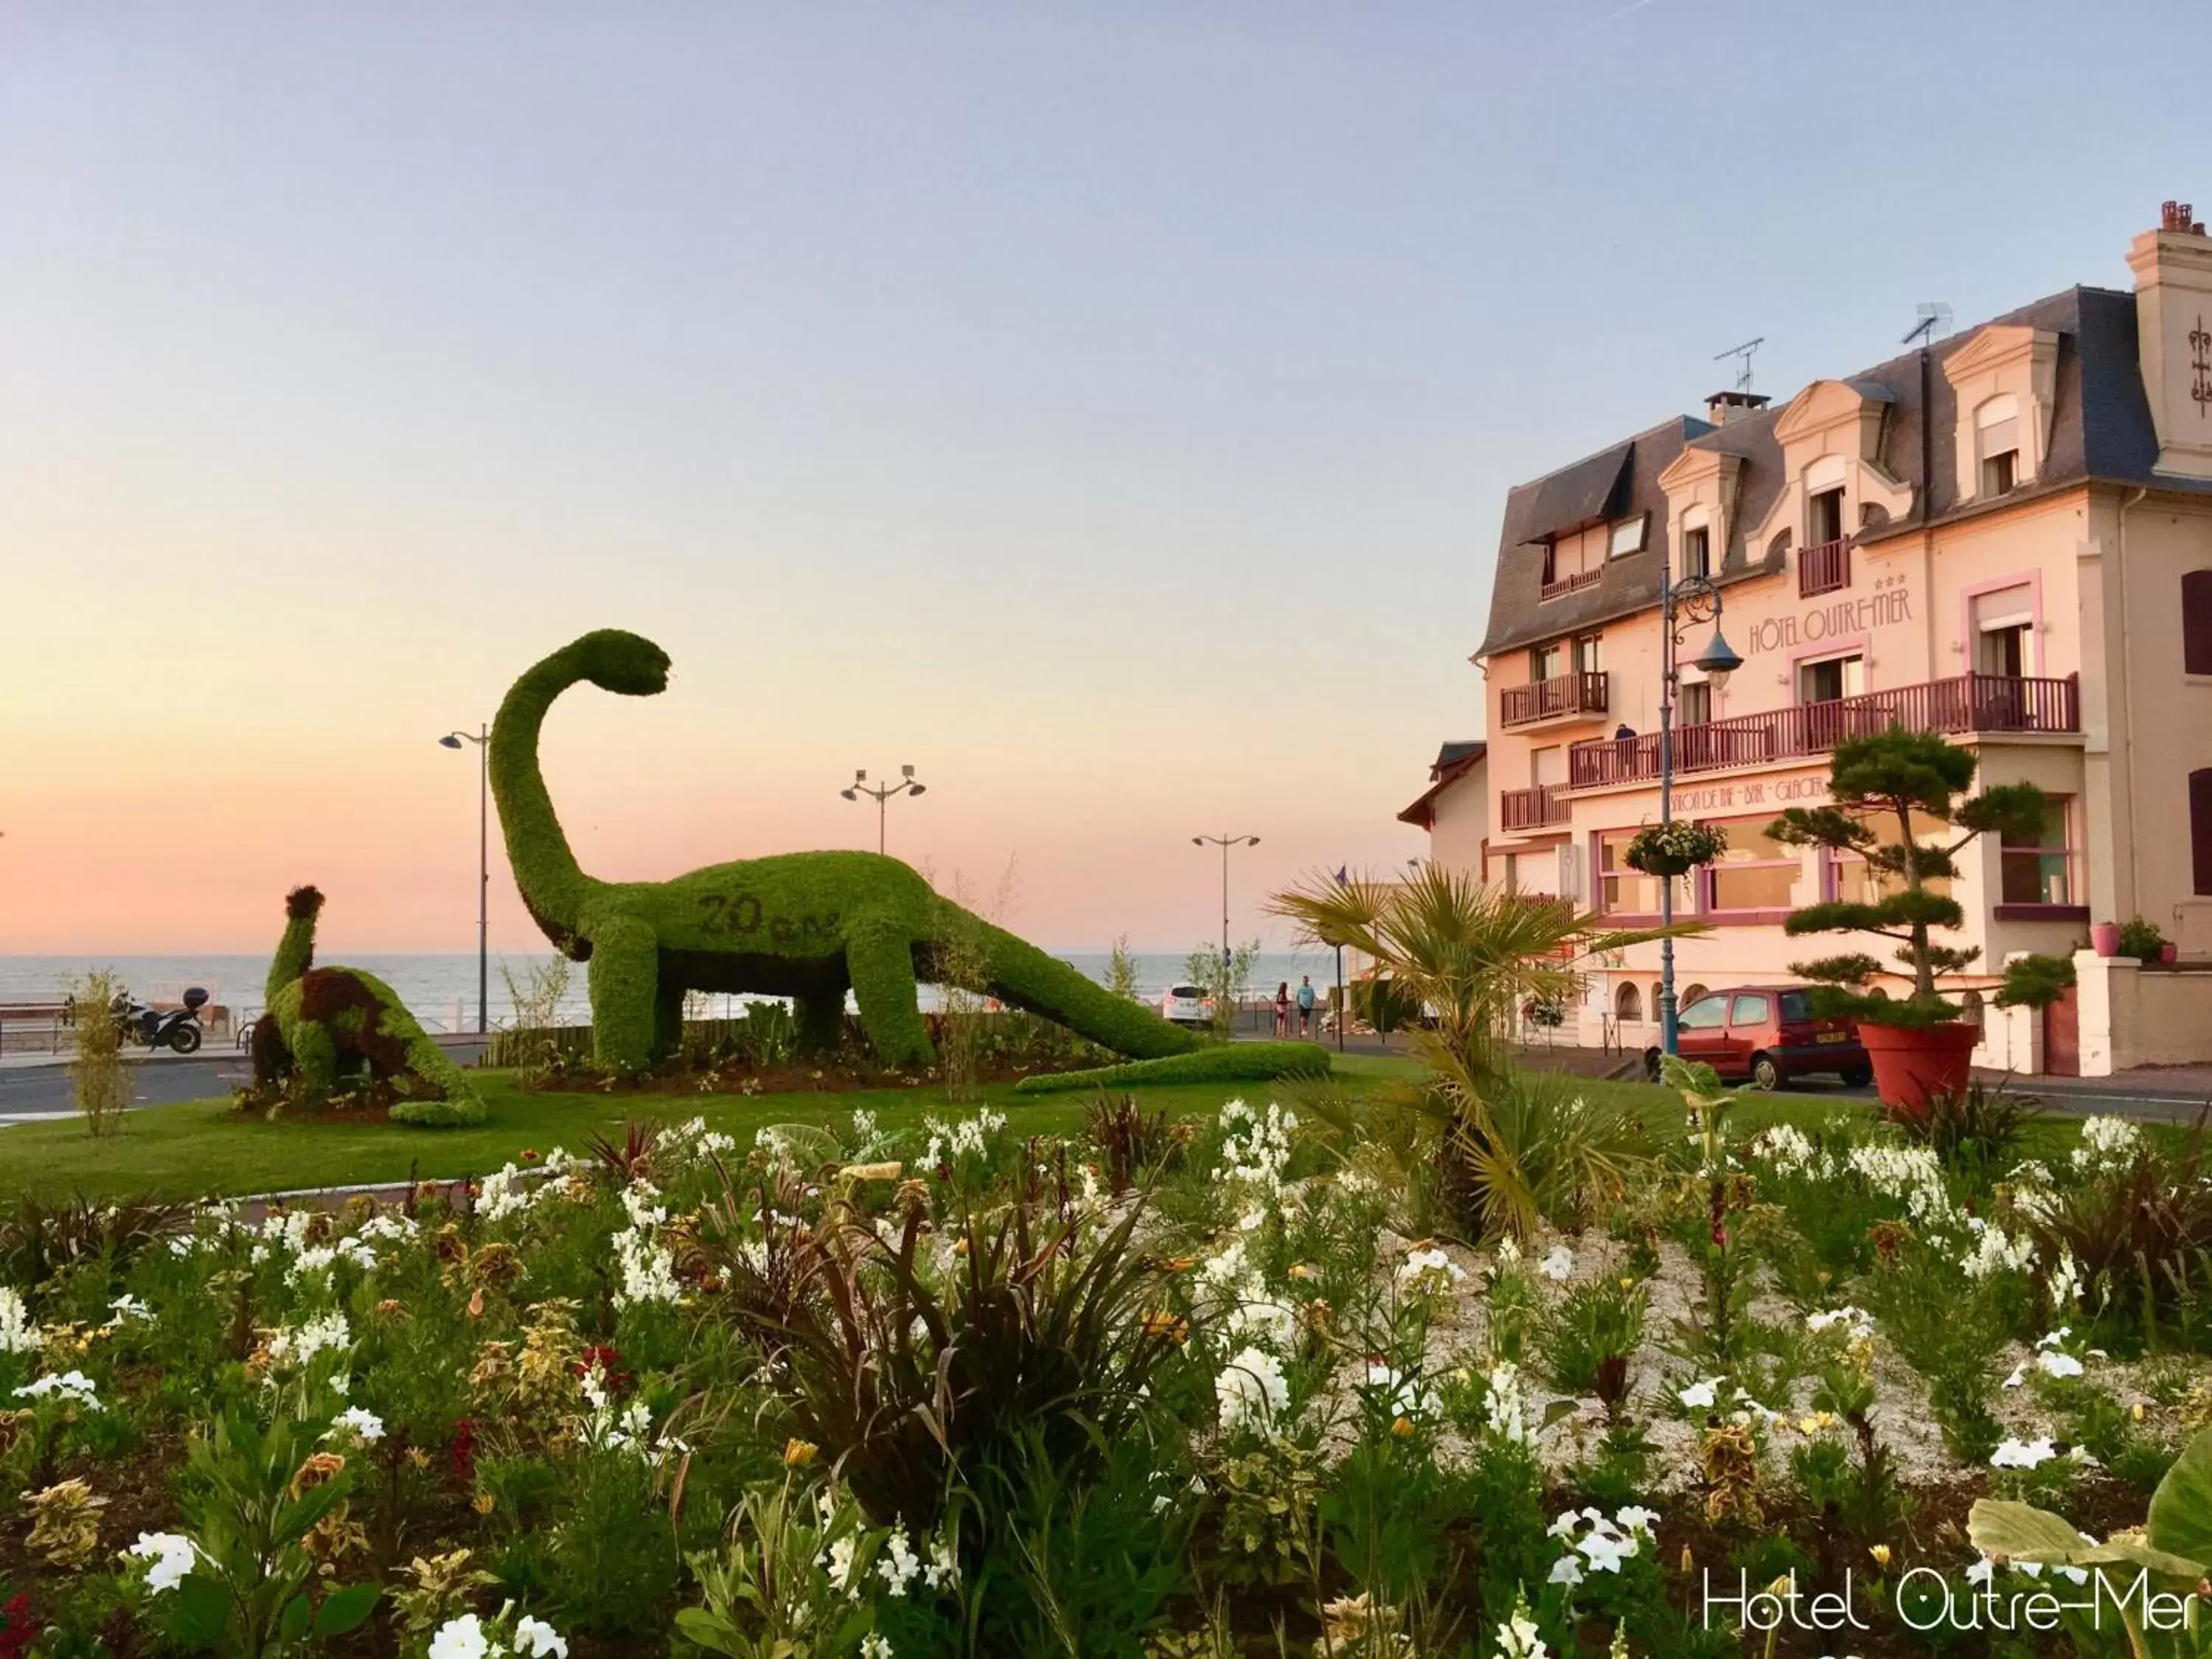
[958,910,1201,1060]
[267,886,324,1005]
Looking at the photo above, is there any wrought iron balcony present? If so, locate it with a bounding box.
[1565,672,2080,790]
[1798,537,1850,598]
[1499,671,1610,728]
[1499,783,1572,832]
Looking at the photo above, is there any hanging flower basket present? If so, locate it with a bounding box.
[1624,821,1728,877]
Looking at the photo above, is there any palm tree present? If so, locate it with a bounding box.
[1268,865,1698,1237]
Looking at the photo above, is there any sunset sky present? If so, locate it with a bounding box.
[1,1,2197,955]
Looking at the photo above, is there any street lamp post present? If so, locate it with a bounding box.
[1190,832,1259,971]
[842,765,926,856]
[1655,565,1743,1056]
[438,726,490,1036]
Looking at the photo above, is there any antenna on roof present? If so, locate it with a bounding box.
[1712,336,1763,395]
[1902,302,1952,347]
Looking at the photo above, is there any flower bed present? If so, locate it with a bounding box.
[4,1071,2210,1656]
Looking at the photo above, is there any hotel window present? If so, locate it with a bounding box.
[1809,487,1846,546]
[1573,634,1603,675]
[1532,641,1564,681]
[1977,396,2022,497]
[1677,680,1712,727]
[1999,796,2075,906]
[1531,745,1566,788]
[1798,652,1865,704]
[1597,830,1665,916]
[1682,524,1711,578]
[1701,814,1805,914]
[1608,513,1648,558]
[2184,571,2212,676]
[1972,585,2034,678]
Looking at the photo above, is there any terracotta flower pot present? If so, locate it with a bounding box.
[2090,922,2122,957]
[1858,1020,1979,1118]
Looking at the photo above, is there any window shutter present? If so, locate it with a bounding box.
[2194,768,2212,897]
[1557,844,1582,902]
[2184,571,2212,677]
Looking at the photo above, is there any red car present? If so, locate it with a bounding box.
[1644,986,1871,1091]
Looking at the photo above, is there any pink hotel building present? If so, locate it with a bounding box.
[1445,204,2212,1077]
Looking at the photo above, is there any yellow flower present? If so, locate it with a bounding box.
[2132,1401,2147,1423]
[1288,1263,1320,1281]
[1869,1544,1892,1568]
[1798,1415,1822,1435]
[1390,1416,1415,1439]
[782,1439,818,1468]
[471,1491,496,1516]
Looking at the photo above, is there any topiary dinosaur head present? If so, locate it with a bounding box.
[285,886,326,919]
[563,630,671,698]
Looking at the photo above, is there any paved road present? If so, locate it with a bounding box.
[0,1041,489,1121]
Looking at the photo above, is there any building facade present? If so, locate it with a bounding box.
[1470,204,2212,1075]
[1398,740,1488,874]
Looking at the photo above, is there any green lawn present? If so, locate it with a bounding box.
[0,1054,1436,1202]
[10,1054,2110,1203]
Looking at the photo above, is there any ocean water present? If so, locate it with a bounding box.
[0,950,1344,1033]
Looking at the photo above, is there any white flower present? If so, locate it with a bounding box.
[2003,1365,2026,1389]
[2037,1349,2085,1380]
[15,1371,100,1409]
[1216,1346,1290,1437]
[1495,1604,1550,1659]
[923,1531,959,1591]
[0,1288,41,1355]
[1397,1247,1466,1294]
[125,1530,197,1593]
[1495,1235,1521,1266]
[861,1636,895,1659]
[265,1310,352,1371]
[1485,1361,1528,1444]
[513,1615,568,1658]
[1547,1554,1585,1587]
[1540,1246,1575,1283]
[327,1406,386,1444]
[821,1536,863,1596]
[1615,1506,1660,1533]
[1677,1378,1719,1411]
[877,1526,922,1598]
[2073,1116,2143,1175]
[428,1613,493,1659]
[105,1293,150,1327]
[1991,1436,2058,1470]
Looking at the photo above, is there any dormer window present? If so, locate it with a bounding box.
[1977,396,2022,496]
[1809,486,1846,546]
[1682,524,1711,577]
[1607,513,1648,558]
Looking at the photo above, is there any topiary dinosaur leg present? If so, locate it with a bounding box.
[846,916,934,1068]
[652,976,686,1064]
[291,1020,339,1106]
[587,914,661,1076]
[791,990,846,1056]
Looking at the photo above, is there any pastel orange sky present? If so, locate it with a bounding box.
[2,4,2194,954]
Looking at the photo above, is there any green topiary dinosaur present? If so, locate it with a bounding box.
[253,886,487,1127]
[490,629,1206,1077]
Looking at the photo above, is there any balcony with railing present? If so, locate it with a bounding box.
[1500,671,1610,729]
[1499,783,1572,832]
[1539,566,1602,602]
[1798,538,1850,598]
[1566,672,2080,790]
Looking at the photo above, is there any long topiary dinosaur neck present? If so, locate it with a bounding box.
[268,886,322,1004]
[489,644,602,942]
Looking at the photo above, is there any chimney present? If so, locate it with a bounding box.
[2127,198,2212,480]
[1704,389,1770,426]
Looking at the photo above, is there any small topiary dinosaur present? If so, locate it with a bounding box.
[253,886,487,1126]
[490,629,1206,1076]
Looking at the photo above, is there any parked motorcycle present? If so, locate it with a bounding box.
[108,987,209,1054]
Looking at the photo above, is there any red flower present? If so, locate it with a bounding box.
[449,1416,478,1480]
[0,1591,38,1659]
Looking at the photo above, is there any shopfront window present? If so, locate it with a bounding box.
[1831,811,1955,902]
[1702,815,1806,913]
[2000,797,2075,905]
[1598,830,1663,916]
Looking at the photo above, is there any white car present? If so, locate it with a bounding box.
[1160,984,1214,1028]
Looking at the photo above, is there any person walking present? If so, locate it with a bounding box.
[1295,975,1316,1037]
[1273,981,1290,1037]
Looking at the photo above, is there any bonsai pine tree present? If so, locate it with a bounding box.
[1766,728,2051,1024]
